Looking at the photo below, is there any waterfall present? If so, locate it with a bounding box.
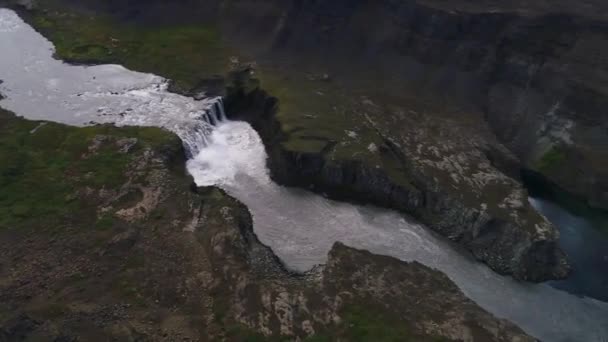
[62,83,227,159]
[172,97,227,158]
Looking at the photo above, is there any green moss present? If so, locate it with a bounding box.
[225,326,273,342]
[112,277,142,301]
[536,146,567,172]
[27,7,230,91]
[304,304,445,342]
[338,307,406,342]
[257,69,413,185]
[257,69,357,146]
[95,214,115,230]
[281,138,329,154]
[221,304,446,341]
[0,109,177,230]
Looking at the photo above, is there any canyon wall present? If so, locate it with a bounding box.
[215,0,608,209]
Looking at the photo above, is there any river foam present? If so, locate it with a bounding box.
[1,8,607,341]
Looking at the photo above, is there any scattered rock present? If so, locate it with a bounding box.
[29,122,47,134]
[88,134,109,154]
[115,137,138,154]
[107,229,139,252]
[16,0,36,10]
[0,315,41,340]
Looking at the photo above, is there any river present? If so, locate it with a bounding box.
[530,198,608,302]
[1,8,607,342]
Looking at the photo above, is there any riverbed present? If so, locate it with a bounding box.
[1,8,607,342]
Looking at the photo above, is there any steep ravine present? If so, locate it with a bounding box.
[224,72,569,282]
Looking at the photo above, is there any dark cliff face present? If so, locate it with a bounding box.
[215,0,608,210]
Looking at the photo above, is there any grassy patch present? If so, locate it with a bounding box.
[95,214,116,230]
[0,109,177,230]
[305,304,444,342]
[225,325,274,342]
[220,304,445,341]
[536,146,567,172]
[258,69,365,151]
[257,68,417,188]
[27,6,230,91]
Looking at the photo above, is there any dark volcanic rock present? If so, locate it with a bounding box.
[0,315,41,341]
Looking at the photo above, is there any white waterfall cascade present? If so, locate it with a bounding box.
[1,8,608,342]
[96,87,229,158]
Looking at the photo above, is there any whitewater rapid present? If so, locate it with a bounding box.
[1,8,608,342]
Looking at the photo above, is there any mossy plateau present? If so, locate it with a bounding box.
[0,108,178,230]
[258,68,382,159]
[254,67,417,190]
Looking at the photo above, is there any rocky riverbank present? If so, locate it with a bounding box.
[0,108,534,341]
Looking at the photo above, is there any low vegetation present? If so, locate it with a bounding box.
[0,108,177,230]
